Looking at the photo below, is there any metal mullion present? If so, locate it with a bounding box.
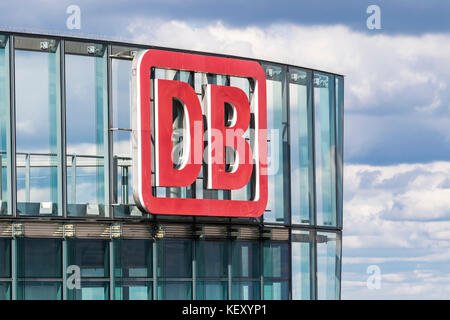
[9,35,16,218]
[107,45,114,219]
[312,229,317,300]
[60,40,67,218]
[310,71,317,228]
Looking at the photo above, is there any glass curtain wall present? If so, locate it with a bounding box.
[15,37,62,216]
[195,240,228,300]
[335,76,344,228]
[0,35,11,215]
[156,239,192,299]
[291,230,313,300]
[114,239,153,300]
[16,238,62,300]
[111,56,139,218]
[314,72,337,227]
[66,239,110,300]
[289,68,314,225]
[262,64,289,224]
[65,41,109,218]
[231,240,260,299]
[0,238,11,300]
[263,241,289,300]
[317,231,341,300]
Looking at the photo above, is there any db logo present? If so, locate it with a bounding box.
[132,50,268,217]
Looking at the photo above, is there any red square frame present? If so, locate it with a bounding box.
[133,49,268,217]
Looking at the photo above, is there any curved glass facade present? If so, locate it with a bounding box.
[0,31,343,300]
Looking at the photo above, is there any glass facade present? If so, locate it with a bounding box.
[0,32,343,300]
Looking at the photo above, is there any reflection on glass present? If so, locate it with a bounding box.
[263,281,288,300]
[0,282,10,300]
[67,282,109,300]
[114,239,152,278]
[67,239,109,278]
[17,281,62,300]
[231,281,260,300]
[335,76,344,228]
[0,238,11,278]
[157,281,192,300]
[0,35,10,215]
[112,58,138,217]
[314,72,337,226]
[15,44,61,216]
[292,230,312,300]
[263,64,288,223]
[289,69,314,225]
[157,239,192,278]
[65,46,108,217]
[196,240,227,278]
[232,241,259,278]
[263,242,289,278]
[196,281,227,300]
[115,281,152,300]
[317,232,341,300]
[17,238,62,278]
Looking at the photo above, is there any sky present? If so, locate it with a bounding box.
[2,0,450,299]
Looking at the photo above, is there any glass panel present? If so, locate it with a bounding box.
[112,58,139,218]
[232,241,260,279]
[157,281,192,300]
[65,43,108,217]
[289,69,314,225]
[335,76,344,228]
[0,35,11,215]
[0,282,10,300]
[157,239,192,278]
[231,281,260,300]
[17,238,62,278]
[67,281,109,300]
[262,64,288,224]
[15,40,61,216]
[115,281,152,300]
[196,281,227,300]
[263,242,289,278]
[314,72,337,227]
[17,281,62,300]
[263,281,288,300]
[196,240,227,278]
[317,231,341,300]
[114,239,152,278]
[67,239,109,278]
[0,238,11,277]
[292,230,312,300]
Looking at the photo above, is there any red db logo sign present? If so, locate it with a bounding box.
[132,49,268,217]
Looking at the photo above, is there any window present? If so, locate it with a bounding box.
[263,241,289,300]
[317,231,341,300]
[335,76,344,228]
[262,64,289,224]
[15,37,62,216]
[17,238,62,278]
[16,238,62,300]
[66,239,109,300]
[314,72,337,227]
[291,230,313,300]
[0,238,11,278]
[195,240,228,300]
[289,68,314,225]
[156,239,192,300]
[114,239,152,300]
[0,35,11,215]
[65,41,109,217]
[231,240,260,300]
[111,56,140,218]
